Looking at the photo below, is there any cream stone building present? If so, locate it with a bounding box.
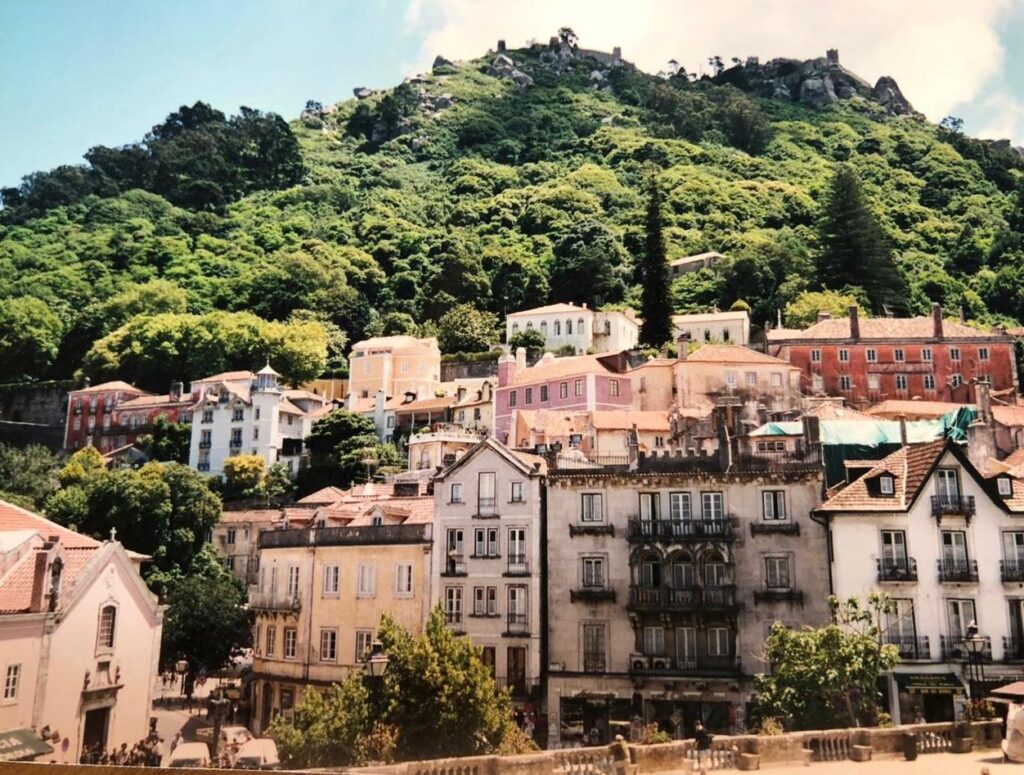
[0,501,163,762]
[431,439,547,707]
[346,336,442,408]
[211,509,280,586]
[544,454,828,745]
[673,311,750,347]
[505,304,640,355]
[248,486,433,734]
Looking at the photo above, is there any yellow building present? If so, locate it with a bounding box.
[249,491,433,734]
[346,336,442,409]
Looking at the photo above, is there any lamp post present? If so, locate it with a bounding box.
[963,621,986,704]
[364,640,390,679]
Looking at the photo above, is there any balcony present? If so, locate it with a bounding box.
[1004,637,1024,661]
[877,557,918,583]
[197,463,210,472]
[753,589,805,605]
[248,590,301,613]
[885,635,931,661]
[628,585,739,612]
[940,634,992,661]
[505,555,530,576]
[475,497,498,519]
[569,523,615,537]
[1002,561,1024,582]
[505,613,530,637]
[750,521,801,537]
[626,518,734,543]
[937,558,978,583]
[582,654,607,673]
[198,440,212,449]
[570,588,617,604]
[931,495,975,523]
[629,654,740,678]
[441,555,467,576]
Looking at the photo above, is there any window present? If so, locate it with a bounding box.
[3,664,20,700]
[97,605,117,651]
[999,477,1014,496]
[540,321,547,336]
[840,375,852,391]
[643,626,665,655]
[254,624,261,656]
[355,630,374,662]
[583,624,606,672]
[707,627,730,657]
[287,565,300,598]
[745,371,757,386]
[922,348,933,362]
[725,370,737,386]
[581,493,604,522]
[880,476,894,495]
[950,347,961,361]
[866,348,877,363]
[472,586,498,616]
[230,428,242,447]
[450,483,463,504]
[609,378,619,397]
[812,374,824,391]
[947,598,976,642]
[508,527,526,567]
[559,382,568,399]
[639,492,660,521]
[1004,532,1024,567]
[269,566,278,594]
[508,390,517,408]
[896,374,907,390]
[473,527,499,557]
[936,468,961,501]
[253,427,259,441]
[701,492,723,521]
[226,528,237,545]
[510,481,524,503]
[322,565,340,596]
[232,407,244,422]
[654,435,665,448]
[924,374,936,390]
[201,408,214,423]
[574,379,584,397]
[894,348,905,362]
[283,627,297,659]
[265,626,276,656]
[810,349,821,363]
[357,564,376,597]
[979,347,990,361]
[511,323,520,335]
[255,407,261,420]
[951,374,963,388]
[676,627,696,666]
[765,556,791,588]
[395,564,413,597]
[881,530,908,570]
[704,559,727,586]
[540,385,549,402]
[582,557,605,588]
[444,586,463,624]
[672,558,695,588]
[762,491,786,520]
[319,630,337,662]
[553,321,560,335]
[566,320,573,335]
[524,387,533,404]
[669,492,692,521]
[838,349,849,363]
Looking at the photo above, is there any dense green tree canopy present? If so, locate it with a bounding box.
[436,303,498,354]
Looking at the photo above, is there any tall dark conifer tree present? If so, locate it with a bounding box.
[639,175,673,347]
[817,164,907,313]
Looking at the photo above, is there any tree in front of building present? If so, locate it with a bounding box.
[138,415,192,463]
[222,453,266,497]
[436,303,498,355]
[271,608,532,767]
[753,594,900,730]
[299,410,400,494]
[638,174,673,348]
[784,290,868,328]
[507,326,547,356]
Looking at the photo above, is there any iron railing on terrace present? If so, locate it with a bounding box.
[1002,560,1024,582]
[626,518,734,542]
[937,558,978,583]
[628,654,740,678]
[877,557,918,582]
[885,635,931,660]
[258,523,430,549]
[931,495,976,520]
[940,634,992,661]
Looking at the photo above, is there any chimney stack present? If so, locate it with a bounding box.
[169,380,183,402]
[676,334,689,361]
[975,378,992,424]
[849,306,860,340]
[898,414,908,447]
[497,352,516,387]
[932,303,943,339]
[515,346,527,373]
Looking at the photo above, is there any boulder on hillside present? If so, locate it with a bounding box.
[353,87,374,99]
[799,75,837,107]
[492,54,515,69]
[873,76,915,115]
[434,94,454,110]
[510,69,534,87]
[432,55,454,73]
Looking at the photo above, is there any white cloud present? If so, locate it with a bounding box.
[976,88,1024,145]
[403,0,1019,132]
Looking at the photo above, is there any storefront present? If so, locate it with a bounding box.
[558,693,637,746]
[892,672,966,724]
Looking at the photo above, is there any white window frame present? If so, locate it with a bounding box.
[765,556,792,589]
[707,627,730,657]
[319,629,337,663]
[581,493,604,522]
[322,564,340,596]
[357,563,377,598]
[355,630,374,662]
[3,664,20,701]
[582,556,606,588]
[283,627,297,659]
[394,564,413,597]
[762,490,787,521]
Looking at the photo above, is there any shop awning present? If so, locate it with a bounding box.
[894,673,966,695]
[0,729,54,762]
[991,681,1024,701]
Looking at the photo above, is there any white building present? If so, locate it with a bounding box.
[673,310,750,346]
[669,251,726,277]
[505,303,639,355]
[431,439,547,706]
[818,439,1024,724]
[0,501,163,762]
[188,366,329,478]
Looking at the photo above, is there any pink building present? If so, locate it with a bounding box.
[493,349,634,444]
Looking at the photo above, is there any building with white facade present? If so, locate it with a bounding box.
[0,501,163,762]
[431,439,547,707]
[505,304,639,355]
[188,367,329,478]
[817,439,1024,724]
[673,311,750,346]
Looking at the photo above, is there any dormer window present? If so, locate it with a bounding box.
[999,477,1013,497]
[879,476,894,496]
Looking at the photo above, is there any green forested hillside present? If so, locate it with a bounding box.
[2,41,1023,389]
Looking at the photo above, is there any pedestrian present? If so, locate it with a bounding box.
[170,731,182,754]
[152,736,164,767]
[588,725,601,746]
[693,720,712,775]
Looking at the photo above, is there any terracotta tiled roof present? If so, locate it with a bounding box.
[994,406,1024,428]
[672,311,748,323]
[817,440,947,512]
[669,251,726,266]
[0,501,99,548]
[866,400,968,419]
[278,399,305,416]
[686,345,794,366]
[72,381,145,395]
[507,303,591,316]
[0,546,100,615]
[769,316,1006,341]
[194,371,255,384]
[296,487,349,505]
[510,354,618,386]
[352,336,438,350]
[117,394,193,409]
[284,389,324,403]
[510,451,547,475]
[516,410,589,437]
[218,510,280,524]
[388,396,453,413]
[803,403,875,421]
[590,410,670,432]
[347,397,378,413]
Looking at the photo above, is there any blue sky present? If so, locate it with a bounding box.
[2,0,1023,188]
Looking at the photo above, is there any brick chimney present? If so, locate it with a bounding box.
[497,353,516,387]
[932,303,943,339]
[28,539,59,614]
[849,306,860,340]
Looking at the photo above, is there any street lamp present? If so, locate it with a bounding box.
[364,640,390,679]
[963,621,986,703]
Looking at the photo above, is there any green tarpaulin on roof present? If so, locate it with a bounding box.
[0,729,54,762]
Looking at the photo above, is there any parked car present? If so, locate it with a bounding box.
[168,742,211,768]
[233,738,280,770]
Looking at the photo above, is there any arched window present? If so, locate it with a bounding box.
[671,556,695,589]
[577,318,585,335]
[540,321,548,336]
[512,323,519,335]
[97,605,117,650]
[723,329,730,342]
[638,554,661,587]
[554,321,561,335]
[703,553,728,587]
[566,320,573,335]
[526,322,533,329]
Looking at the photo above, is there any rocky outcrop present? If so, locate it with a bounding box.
[872,76,914,116]
[432,55,454,74]
[485,53,533,88]
[353,87,374,99]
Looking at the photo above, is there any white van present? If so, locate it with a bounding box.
[168,742,211,768]
[233,738,280,770]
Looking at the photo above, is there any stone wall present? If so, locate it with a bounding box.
[0,380,71,449]
[440,360,499,382]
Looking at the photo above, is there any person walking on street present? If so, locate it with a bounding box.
[694,720,712,775]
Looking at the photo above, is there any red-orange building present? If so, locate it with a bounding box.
[767,304,1018,406]
[63,380,193,452]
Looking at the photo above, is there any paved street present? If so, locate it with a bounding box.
[150,675,223,765]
